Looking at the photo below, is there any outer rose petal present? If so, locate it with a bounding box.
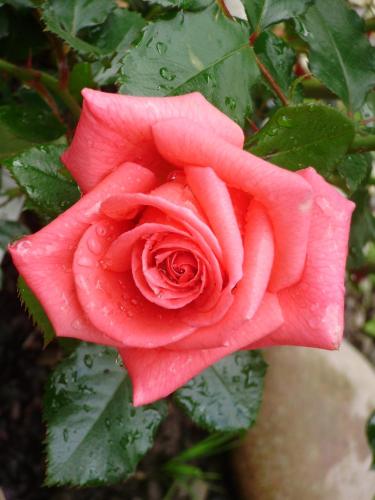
[152,118,313,292]
[249,168,355,350]
[121,293,283,406]
[9,163,157,345]
[62,90,244,192]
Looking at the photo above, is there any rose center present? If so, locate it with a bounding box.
[157,251,199,285]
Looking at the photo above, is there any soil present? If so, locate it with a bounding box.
[0,256,237,500]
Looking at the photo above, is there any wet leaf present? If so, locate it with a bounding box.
[44,343,168,486]
[246,104,355,175]
[242,0,313,33]
[348,189,375,270]
[118,4,259,126]
[296,0,375,111]
[337,153,372,194]
[254,31,296,93]
[143,0,212,11]
[42,0,114,55]
[0,102,65,160]
[4,145,80,219]
[174,351,267,432]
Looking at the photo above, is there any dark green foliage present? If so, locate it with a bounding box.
[247,104,354,174]
[118,4,259,125]
[44,343,168,486]
[4,145,80,219]
[175,351,267,432]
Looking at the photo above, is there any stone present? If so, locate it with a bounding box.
[232,341,375,500]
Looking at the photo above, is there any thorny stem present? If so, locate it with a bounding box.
[0,58,81,120]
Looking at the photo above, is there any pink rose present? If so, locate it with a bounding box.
[10,90,354,405]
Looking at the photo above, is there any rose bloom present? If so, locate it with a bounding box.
[10,90,354,406]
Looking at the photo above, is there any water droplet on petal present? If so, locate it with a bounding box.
[87,237,103,255]
[72,318,84,330]
[12,239,32,256]
[77,255,95,267]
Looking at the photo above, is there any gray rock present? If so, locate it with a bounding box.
[232,341,375,500]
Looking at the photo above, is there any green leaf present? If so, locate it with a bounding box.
[367,410,375,470]
[119,4,259,126]
[337,153,372,194]
[0,102,65,160]
[254,31,296,93]
[4,145,80,219]
[174,351,267,432]
[68,62,95,102]
[243,0,313,33]
[88,9,146,86]
[42,0,115,55]
[295,0,375,111]
[18,276,55,346]
[143,0,212,11]
[246,104,355,175]
[44,343,167,486]
[348,189,375,270]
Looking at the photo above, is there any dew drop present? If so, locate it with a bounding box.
[84,354,93,368]
[159,67,176,81]
[277,114,293,128]
[115,354,124,367]
[126,310,134,318]
[72,318,83,330]
[130,298,138,306]
[96,225,108,237]
[225,96,237,111]
[156,41,167,54]
[77,255,95,267]
[167,170,185,183]
[87,237,103,255]
[12,239,32,256]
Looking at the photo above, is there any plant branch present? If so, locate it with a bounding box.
[0,58,81,120]
[255,55,289,106]
[349,134,375,153]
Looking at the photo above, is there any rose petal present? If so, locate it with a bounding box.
[62,90,244,192]
[9,163,156,345]
[152,118,313,292]
[170,200,275,349]
[120,293,283,406]
[248,168,355,350]
[185,166,243,287]
[73,220,196,348]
